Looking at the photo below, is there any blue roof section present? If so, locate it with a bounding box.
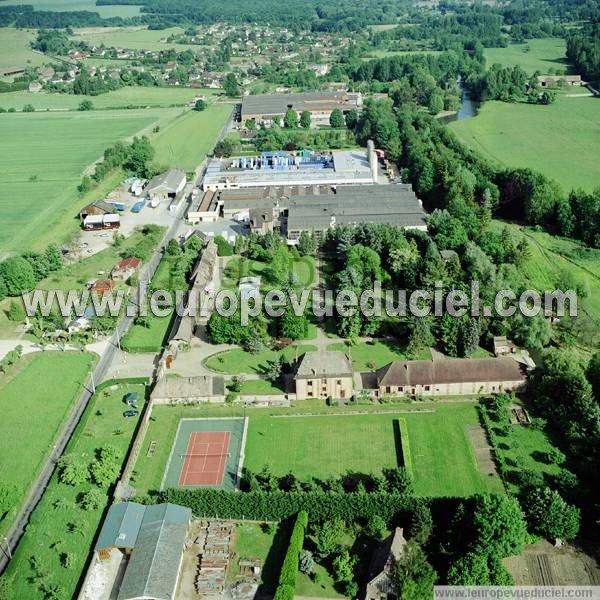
[95,502,145,551]
[117,503,192,600]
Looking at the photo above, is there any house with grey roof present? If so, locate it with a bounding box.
[294,350,354,400]
[89,501,192,600]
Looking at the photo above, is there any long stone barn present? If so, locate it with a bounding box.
[362,357,528,398]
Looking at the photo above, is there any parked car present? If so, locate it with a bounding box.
[123,410,139,417]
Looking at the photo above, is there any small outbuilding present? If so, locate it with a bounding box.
[145,168,187,202]
[79,200,115,220]
[111,257,142,281]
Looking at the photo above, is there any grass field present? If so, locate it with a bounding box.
[150,104,232,171]
[70,26,192,51]
[492,221,600,349]
[0,27,46,70]
[484,38,570,74]
[132,402,503,497]
[204,345,318,374]
[4,382,146,599]
[0,352,96,538]
[0,109,172,254]
[450,95,600,192]
[0,86,215,111]
[228,522,289,594]
[4,0,141,17]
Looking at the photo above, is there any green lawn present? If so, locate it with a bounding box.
[0,27,46,70]
[228,522,290,594]
[204,345,318,374]
[150,104,232,171]
[0,352,96,538]
[121,256,178,353]
[221,255,317,291]
[327,340,431,371]
[450,95,600,192]
[4,382,146,599]
[0,86,211,111]
[484,38,570,74]
[239,379,286,394]
[132,402,503,497]
[0,109,171,254]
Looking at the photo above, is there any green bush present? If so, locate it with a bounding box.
[275,511,308,598]
[158,488,415,522]
[214,235,234,256]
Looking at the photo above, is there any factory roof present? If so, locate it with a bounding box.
[241,91,360,118]
[286,184,427,231]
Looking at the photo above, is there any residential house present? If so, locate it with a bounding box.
[294,351,354,400]
[493,336,517,356]
[111,257,142,281]
[28,81,43,93]
[37,66,55,82]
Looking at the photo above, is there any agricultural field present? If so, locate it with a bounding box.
[3,0,141,18]
[150,104,233,172]
[0,27,46,70]
[0,108,175,254]
[450,95,600,192]
[0,352,96,538]
[0,86,215,111]
[484,38,570,74]
[3,382,146,599]
[132,402,503,497]
[70,26,192,51]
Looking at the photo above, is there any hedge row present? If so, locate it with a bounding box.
[397,418,413,474]
[274,511,308,600]
[159,489,415,522]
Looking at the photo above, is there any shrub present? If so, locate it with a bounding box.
[274,511,308,600]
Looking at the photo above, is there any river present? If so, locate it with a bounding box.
[440,78,480,124]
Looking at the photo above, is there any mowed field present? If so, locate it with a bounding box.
[2,0,141,18]
[450,95,600,192]
[484,38,570,74]
[132,403,503,497]
[0,109,168,254]
[0,86,217,111]
[0,352,96,537]
[150,104,233,171]
[70,26,195,51]
[0,27,46,70]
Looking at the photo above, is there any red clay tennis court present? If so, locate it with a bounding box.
[178,431,231,486]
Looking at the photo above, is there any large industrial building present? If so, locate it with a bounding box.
[241,91,362,127]
[201,144,378,191]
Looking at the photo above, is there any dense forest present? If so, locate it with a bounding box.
[567,21,600,82]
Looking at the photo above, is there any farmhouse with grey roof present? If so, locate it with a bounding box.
[369,356,527,397]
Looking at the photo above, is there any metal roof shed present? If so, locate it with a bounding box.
[117,503,191,600]
[95,502,145,551]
